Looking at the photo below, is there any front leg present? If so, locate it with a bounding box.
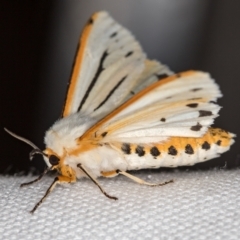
[30,175,76,214]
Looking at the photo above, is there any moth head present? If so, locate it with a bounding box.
[4,128,60,169]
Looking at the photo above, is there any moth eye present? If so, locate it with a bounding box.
[49,155,60,166]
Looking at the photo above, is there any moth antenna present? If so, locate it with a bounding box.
[4,128,47,159]
[29,149,48,160]
[4,128,39,149]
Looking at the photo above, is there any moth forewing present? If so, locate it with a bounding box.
[62,11,146,120]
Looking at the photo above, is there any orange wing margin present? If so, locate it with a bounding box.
[62,13,100,117]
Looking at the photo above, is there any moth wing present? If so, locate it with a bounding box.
[124,59,174,101]
[80,71,222,144]
[62,11,146,120]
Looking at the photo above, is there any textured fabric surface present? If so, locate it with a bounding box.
[0,169,240,239]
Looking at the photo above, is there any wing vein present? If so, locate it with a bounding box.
[77,50,108,112]
[94,75,127,111]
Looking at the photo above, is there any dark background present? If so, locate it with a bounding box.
[1,1,240,174]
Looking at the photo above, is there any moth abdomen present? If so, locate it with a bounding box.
[115,127,235,170]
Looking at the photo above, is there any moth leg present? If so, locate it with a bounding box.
[101,170,118,178]
[20,167,52,187]
[77,164,118,200]
[116,170,174,187]
[30,175,75,214]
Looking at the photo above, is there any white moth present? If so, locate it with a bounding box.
[5,11,235,213]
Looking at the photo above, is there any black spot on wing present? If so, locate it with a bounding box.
[199,110,212,117]
[191,88,202,92]
[186,103,198,108]
[188,98,202,101]
[185,144,194,154]
[150,146,160,157]
[160,118,166,122]
[135,146,145,157]
[155,73,169,81]
[101,132,108,137]
[210,101,217,104]
[88,17,94,24]
[176,73,181,78]
[121,143,131,154]
[110,32,117,38]
[202,141,210,150]
[94,75,127,111]
[78,50,108,112]
[168,146,178,156]
[125,51,133,57]
[191,123,202,131]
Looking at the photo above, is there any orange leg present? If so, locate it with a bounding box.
[101,170,118,178]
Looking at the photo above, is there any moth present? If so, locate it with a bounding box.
[5,11,235,213]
